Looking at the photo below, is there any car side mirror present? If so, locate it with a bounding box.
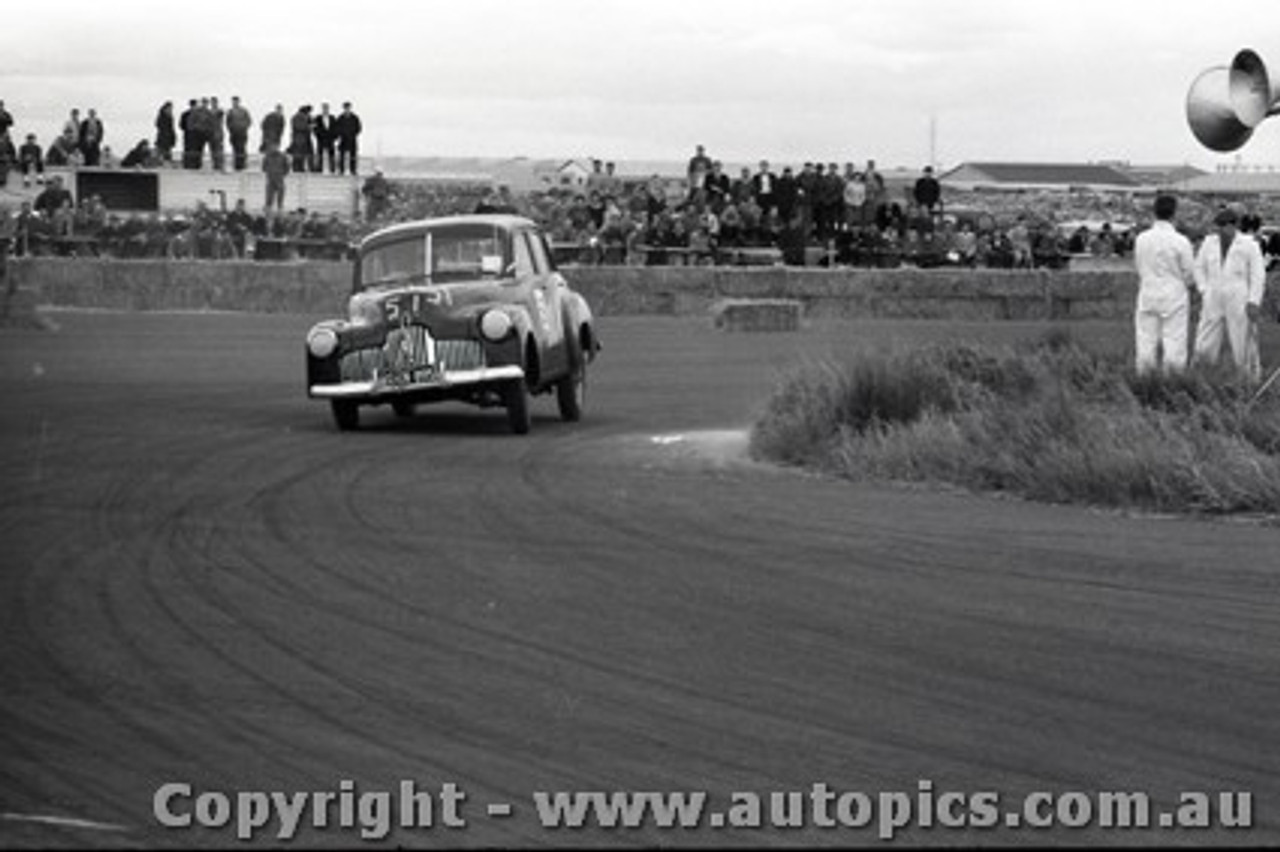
[480,255,503,275]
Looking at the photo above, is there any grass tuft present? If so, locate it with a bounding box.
[749,331,1280,515]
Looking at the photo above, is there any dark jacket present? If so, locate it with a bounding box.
[155,106,176,149]
[312,114,335,144]
[333,112,362,146]
[19,140,43,173]
[225,105,252,136]
[261,111,285,151]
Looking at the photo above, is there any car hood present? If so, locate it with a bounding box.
[348,280,523,335]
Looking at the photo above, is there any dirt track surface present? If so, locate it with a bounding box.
[1,312,1277,847]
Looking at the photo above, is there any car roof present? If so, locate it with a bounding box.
[358,214,537,252]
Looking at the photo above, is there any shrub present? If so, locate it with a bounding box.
[750,335,1280,515]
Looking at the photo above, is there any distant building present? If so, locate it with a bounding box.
[1172,169,1280,196]
[941,162,1140,192]
[555,160,591,190]
[1110,163,1207,187]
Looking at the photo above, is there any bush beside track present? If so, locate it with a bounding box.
[8,257,1150,319]
[750,331,1280,515]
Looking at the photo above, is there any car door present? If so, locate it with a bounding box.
[515,228,568,378]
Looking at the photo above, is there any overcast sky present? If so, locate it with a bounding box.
[2,0,1277,170]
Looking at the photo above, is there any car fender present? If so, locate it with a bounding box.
[474,302,536,371]
[560,290,599,362]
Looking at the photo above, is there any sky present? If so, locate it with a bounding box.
[2,0,1278,171]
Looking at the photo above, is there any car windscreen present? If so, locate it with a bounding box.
[359,225,510,290]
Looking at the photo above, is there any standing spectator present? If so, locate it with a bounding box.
[209,96,226,171]
[1132,194,1195,375]
[599,161,624,199]
[775,165,799,228]
[79,108,105,166]
[863,159,886,228]
[289,105,314,172]
[0,132,16,189]
[260,104,286,154]
[187,98,216,170]
[18,133,43,186]
[913,165,941,216]
[751,160,777,219]
[817,162,844,240]
[361,168,391,220]
[686,144,711,202]
[261,143,290,212]
[62,109,81,143]
[225,96,252,171]
[585,159,607,196]
[179,99,199,168]
[797,162,821,240]
[312,102,336,173]
[843,169,867,229]
[154,101,176,164]
[1192,207,1267,379]
[730,167,753,205]
[0,100,13,139]
[334,102,362,175]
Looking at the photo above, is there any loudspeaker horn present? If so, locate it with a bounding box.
[1228,49,1280,128]
[1186,65,1254,152]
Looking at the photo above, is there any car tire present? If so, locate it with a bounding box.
[504,378,531,435]
[392,400,415,418]
[556,364,585,421]
[330,400,360,431]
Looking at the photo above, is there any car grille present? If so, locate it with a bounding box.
[339,336,486,383]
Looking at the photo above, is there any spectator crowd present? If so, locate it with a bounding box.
[3,100,1278,270]
[0,95,363,186]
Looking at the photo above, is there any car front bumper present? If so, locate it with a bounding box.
[310,364,525,399]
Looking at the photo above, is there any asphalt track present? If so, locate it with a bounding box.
[1,311,1277,847]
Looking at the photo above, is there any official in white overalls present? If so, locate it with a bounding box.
[1193,208,1267,380]
[1133,194,1196,374]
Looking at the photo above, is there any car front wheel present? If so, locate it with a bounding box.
[556,364,585,421]
[504,378,531,435]
[330,400,360,431]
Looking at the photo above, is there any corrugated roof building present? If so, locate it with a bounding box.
[941,162,1140,192]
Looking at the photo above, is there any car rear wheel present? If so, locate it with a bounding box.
[330,400,360,431]
[504,379,531,435]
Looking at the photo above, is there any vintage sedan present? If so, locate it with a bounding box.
[305,215,599,433]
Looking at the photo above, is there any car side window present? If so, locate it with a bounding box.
[512,230,536,278]
[536,233,559,272]
[525,231,550,275]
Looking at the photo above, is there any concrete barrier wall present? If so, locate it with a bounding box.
[11,257,1144,320]
[562,266,1140,320]
[16,258,354,315]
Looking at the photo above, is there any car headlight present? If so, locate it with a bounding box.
[348,293,382,326]
[307,326,339,359]
[480,310,513,342]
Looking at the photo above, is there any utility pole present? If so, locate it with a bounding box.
[929,113,937,170]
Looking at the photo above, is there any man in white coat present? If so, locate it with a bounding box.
[1192,207,1267,380]
[1133,194,1196,374]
